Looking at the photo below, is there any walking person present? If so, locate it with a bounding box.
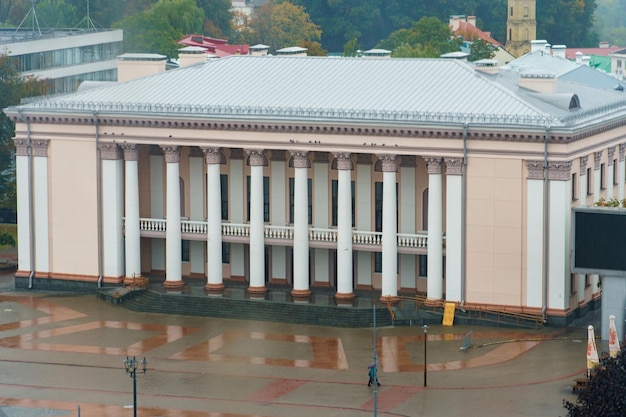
[368,362,381,387]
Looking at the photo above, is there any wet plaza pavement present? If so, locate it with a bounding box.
[0,272,603,417]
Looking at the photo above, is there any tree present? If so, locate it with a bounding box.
[196,0,232,38]
[247,2,321,53]
[538,0,599,47]
[35,0,78,28]
[377,16,461,58]
[0,54,46,212]
[114,0,204,58]
[468,38,499,61]
[563,348,626,416]
[298,40,327,56]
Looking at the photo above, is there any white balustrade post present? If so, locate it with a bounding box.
[291,151,311,300]
[122,143,141,280]
[335,153,355,303]
[379,154,398,302]
[247,150,266,296]
[203,147,224,294]
[161,146,183,291]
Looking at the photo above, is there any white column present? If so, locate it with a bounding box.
[608,147,616,199]
[526,161,544,308]
[247,149,266,295]
[203,147,224,294]
[380,154,398,301]
[593,151,602,293]
[577,156,588,304]
[291,151,311,300]
[162,146,183,290]
[13,139,31,274]
[122,144,141,279]
[548,161,572,310]
[425,157,443,300]
[32,140,49,275]
[335,153,354,302]
[444,158,463,302]
[619,144,625,201]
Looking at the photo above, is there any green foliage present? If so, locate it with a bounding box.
[196,0,233,38]
[595,197,626,207]
[468,38,499,61]
[114,0,204,58]
[343,38,360,57]
[378,16,461,58]
[0,232,16,247]
[563,348,626,416]
[247,2,321,52]
[538,0,599,47]
[594,0,626,46]
[298,40,327,56]
[35,0,78,28]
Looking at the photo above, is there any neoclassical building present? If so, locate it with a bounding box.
[6,54,626,324]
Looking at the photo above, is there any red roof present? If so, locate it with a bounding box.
[179,34,249,57]
[454,21,504,48]
[565,46,624,60]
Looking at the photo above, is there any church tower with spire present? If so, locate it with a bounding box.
[505,0,537,57]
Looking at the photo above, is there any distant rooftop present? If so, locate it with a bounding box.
[0,27,119,45]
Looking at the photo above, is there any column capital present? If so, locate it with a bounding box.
[608,147,616,165]
[31,139,49,157]
[526,160,544,180]
[120,143,139,161]
[160,145,180,163]
[580,155,589,173]
[424,156,443,174]
[246,149,266,166]
[201,147,222,164]
[334,152,353,170]
[444,157,463,175]
[594,150,603,169]
[13,138,28,156]
[548,161,572,181]
[377,154,397,172]
[620,143,626,162]
[290,151,310,168]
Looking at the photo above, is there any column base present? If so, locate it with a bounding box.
[335,292,355,305]
[247,286,267,297]
[204,282,225,295]
[163,280,184,292]
[291,288,311,301]
[379,295,400,305]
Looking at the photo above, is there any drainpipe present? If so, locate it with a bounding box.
[460,123,468,312]
[541,127,550,323]
[94,113,103,288]
[17,110,35,289]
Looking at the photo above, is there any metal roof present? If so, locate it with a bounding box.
[14,55,626,129]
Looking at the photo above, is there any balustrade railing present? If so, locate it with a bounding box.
[135,218,432,250]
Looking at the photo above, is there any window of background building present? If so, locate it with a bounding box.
[419,254,427,277]
[613,161,618,185]
[182,240,190,262]
[586,167,592,195]
[222,242,230,264]
[220,174,228,220]
[570,274,577,295]
[601,163,606,189]
[571,172,578,201]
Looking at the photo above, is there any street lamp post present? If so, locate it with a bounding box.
[423,325,428,387]
[124,356,148,417]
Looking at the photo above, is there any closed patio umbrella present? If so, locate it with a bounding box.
[587,325,599,378]
[609,315,621,358]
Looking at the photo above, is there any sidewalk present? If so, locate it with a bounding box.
[0,272,595,417]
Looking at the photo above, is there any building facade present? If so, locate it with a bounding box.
[6,55,626,324]
[1,28,123,94]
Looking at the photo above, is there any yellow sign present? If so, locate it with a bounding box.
[442,302,455,326]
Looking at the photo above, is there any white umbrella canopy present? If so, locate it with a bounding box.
[587,325,599,378]
[609,315,621,358]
